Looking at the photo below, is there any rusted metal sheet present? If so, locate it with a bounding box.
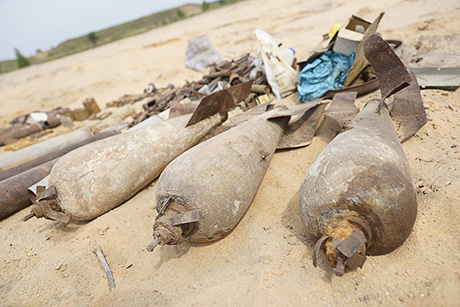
[323,78,380,99]
[391,72,427,142]
[276,103,326,149]
[170,210,200,226]
[325,92,359,131]
[267,101,319,120]
[363,34,412,101]
[186,81,253,127]
[168,101,199,119]
[337,229,367,258]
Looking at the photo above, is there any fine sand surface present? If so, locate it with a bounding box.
[1,0,460,305]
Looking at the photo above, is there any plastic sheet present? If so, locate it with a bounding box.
[185,35,226,71]
[255,29,298,100]
[298,51,355,102]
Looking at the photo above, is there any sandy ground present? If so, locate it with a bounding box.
[1,0,460,305]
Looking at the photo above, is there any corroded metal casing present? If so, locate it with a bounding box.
[155,113,287,243]
[49,114,221,221]
[299,99,417,256]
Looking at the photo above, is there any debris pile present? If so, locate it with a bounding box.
[0,99,103,149]
[130,53,270,126]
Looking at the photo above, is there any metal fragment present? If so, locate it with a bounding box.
[23,185,70,223]
[344,252,366,269]
[408,53,460,89]
[0,124,42,146]
[203,70,232,79]
[156,197,171,218]
[323,78,380,99]
[146,237,161,252]
[325,92,359,131]
[313,235,330,267]
[334,258,345,277]
[170,210,200,226]
[336,229,366,258]
[391,72,427,142]
[364,34,412,101]
[186,81,253,127]
[267,100,321,119]
[276,103,326,149]
[410,67,460,90]
[251,84,270,94]
[37,186,57,201]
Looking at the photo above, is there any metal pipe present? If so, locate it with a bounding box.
[0,127,93,170]
[0,160,54,220]
[0,128,120,181]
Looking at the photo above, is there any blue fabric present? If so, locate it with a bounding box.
[297,51,355,102]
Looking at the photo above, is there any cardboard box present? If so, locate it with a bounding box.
[333,16,371,56]
[333,28,364,56]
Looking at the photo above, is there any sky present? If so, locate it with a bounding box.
[0,0,203,61]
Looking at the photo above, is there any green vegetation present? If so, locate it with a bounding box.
[87,32,98,45]
[0,1,243,74]
[202,1,210,11]
[15,48,31,68]
[176,9,185,19]
[0,59,18,73]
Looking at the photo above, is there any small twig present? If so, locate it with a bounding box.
[92,244,115,291]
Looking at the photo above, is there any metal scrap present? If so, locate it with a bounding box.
[168,100,199,119]
[363,34,412,101]
[186,81,253,127]
[22,185,70,223]
[325,92,359,131]
[113,53,269,128]
[275,102,326,149]
[390,72,427,142]
[170,210,200,226]
[409,53,460,90]
[322,78,379,99]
